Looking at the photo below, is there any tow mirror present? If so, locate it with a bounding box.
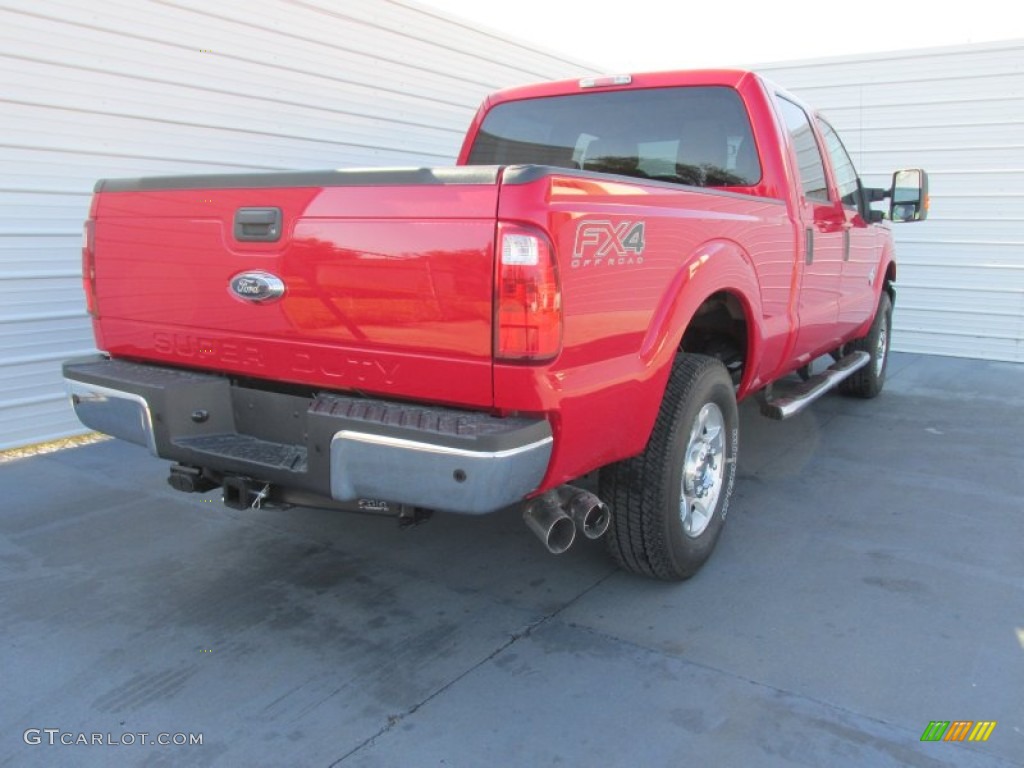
[890,168,929,223]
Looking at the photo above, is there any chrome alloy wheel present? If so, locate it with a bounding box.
[680,402,726,538]
[875,310,889,377]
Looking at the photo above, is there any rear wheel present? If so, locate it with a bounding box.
[600,354,738,581]
[839,291,892,399]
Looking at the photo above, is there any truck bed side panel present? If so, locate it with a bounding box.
[495,170,795,489]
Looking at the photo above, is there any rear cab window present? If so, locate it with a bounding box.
[467,86,762,188]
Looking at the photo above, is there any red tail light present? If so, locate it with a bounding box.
[82,218,97,317]
[495,222,562,362]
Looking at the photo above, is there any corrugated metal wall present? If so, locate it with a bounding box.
[0,0,597,450]
[757,40,1024,363]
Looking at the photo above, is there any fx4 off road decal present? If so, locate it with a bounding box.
[572,220,646,268]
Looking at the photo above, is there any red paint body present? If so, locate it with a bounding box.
[87,69,896,494]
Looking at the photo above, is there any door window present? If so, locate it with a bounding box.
[775,97,829,202]
[817,119,862,210]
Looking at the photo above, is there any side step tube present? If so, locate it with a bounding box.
[758,351,870,420]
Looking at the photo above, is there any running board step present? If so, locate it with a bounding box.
[758,351,870,420]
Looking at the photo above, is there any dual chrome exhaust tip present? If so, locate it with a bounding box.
[522,486,611,554]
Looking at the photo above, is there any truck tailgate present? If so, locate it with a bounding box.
[90,168,500,408]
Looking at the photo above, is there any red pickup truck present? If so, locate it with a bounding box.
[64,69,928,580]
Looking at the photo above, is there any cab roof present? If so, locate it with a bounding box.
[483,69,762,108]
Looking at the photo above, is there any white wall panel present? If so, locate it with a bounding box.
[758,40,1024,363]
[0,0,597,449]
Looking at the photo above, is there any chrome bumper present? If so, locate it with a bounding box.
[66,379,157,455]
[330,430,552,514]
[63,356,552,515]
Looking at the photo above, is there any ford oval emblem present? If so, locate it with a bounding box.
[229,271,285,303]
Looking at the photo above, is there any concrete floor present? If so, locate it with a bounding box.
[1,352,1022,767]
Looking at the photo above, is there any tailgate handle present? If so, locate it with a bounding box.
[234,207,282,242]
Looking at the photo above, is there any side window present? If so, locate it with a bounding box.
[775,97,829,202]
[817,119,860,209]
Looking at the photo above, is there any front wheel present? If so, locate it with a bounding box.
[600,354,739,581]
[839,291,892,399]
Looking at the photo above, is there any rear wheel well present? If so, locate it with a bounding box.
[679,292,748,386]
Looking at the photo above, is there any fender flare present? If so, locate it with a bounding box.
[850,244,896,340]
[640,238,763,395]
[882,251,897,296]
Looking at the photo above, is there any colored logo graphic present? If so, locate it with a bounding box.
[920,721,996,742]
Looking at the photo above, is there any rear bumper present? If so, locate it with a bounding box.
[63,356,552,514]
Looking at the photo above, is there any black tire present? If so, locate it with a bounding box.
[839,291,892,399]
[600,354,739,581]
